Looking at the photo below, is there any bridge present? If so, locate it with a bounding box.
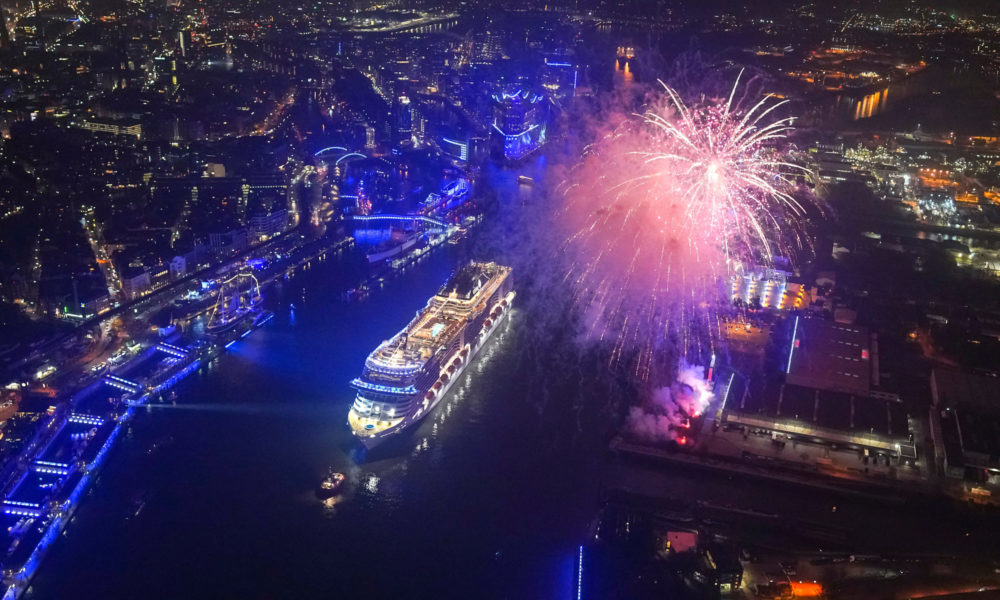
[313,147,368,165]
[350,214,448,231]
[347,13,459,34]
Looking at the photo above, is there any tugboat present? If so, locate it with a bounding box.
[316,470,346,498]
[342,285,370,303]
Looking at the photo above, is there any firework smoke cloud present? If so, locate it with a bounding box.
[626,361,714,443]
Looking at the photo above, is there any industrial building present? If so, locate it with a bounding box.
[723,316,916,461]
[930,368,1000,484]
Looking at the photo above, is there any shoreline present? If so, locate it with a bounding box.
[0,235,359,598]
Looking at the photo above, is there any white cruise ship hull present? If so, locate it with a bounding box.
[355,295,514,450]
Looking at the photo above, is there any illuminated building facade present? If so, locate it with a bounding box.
[473,31,503,65]
[490,87,548,162]
[392,95,412,145]
[731,267,809,311]
[440,136,468,162]
[75,118,143,139]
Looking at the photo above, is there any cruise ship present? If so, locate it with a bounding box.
[348,261,514,449]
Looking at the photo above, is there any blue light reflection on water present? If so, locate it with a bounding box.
[28,200,602,600]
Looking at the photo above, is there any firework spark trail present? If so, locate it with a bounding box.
[559,71,816,385]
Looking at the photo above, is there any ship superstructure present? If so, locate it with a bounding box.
[349,261,514,448]
[205,266,266,338]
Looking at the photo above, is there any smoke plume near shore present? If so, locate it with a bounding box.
[626,361,713,443]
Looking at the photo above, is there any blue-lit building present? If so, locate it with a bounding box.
[392,95,413,146]
[440,136,469,162]
[542,55,581,100]
[490,87,548,162]
[409,94,488,164]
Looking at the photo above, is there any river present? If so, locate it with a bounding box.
[25,154,1000,600]
[24,157,610,600]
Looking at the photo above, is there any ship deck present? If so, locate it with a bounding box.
[368,298,468,368]
[369,264,511,370]
[348,410,403,437]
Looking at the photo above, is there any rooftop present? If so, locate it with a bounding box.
[440,262,492,300]
[932,369,1000,413]
[786,316,872,395]
[368,262,510,371]
[932,369,1000,462]
[729,379,909,442]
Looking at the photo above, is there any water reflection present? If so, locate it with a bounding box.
[614,59,634,86]
[321,494,343,513]
[853,87,889,120]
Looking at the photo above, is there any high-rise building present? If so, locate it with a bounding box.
[473,31,503,64]
[0,4,10,49]
[392,95,412,145]
[490,87,548,162]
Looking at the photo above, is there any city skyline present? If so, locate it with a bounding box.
[1,0,1000,598]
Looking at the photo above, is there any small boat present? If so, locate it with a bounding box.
[253,310,275,327]
[127,491,149,519]
[517,175,534,185]
[342,285,370,303]
[317,471,346,498]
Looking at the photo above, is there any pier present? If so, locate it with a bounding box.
[0,308,268,599]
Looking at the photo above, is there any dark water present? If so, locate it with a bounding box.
[27,253,585,599]
[830,65,1000,131]
[26,159,609,600]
